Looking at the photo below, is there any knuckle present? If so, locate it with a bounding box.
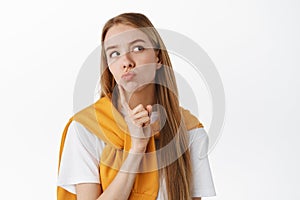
[145,116,150,122]
[133,121,141,127]
[138,104,144,109]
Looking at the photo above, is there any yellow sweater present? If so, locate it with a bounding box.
[57,96,203,200]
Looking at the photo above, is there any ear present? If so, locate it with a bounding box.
[156,54,162,69]
[156,62,162,70]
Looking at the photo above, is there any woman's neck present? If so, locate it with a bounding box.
[121,83,157,110]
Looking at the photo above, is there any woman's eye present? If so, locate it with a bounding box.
[110,51,120,58]
[132,46,144,52]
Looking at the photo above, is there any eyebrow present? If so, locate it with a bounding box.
[105,39,146,52]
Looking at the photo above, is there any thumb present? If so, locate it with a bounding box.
[146,105,152,117]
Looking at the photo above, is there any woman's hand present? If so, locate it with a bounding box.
[118,84,152,153]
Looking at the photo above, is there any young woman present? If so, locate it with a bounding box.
[57,12,216,200]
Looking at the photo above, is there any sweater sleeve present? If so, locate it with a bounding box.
[57,121,106,194]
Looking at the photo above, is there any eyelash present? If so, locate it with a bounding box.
[109,51,120,58]
[108,45,145,58]
[133,45,144,52]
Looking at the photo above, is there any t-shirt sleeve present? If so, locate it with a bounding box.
[57,121,106,194]
[189,127,217,197]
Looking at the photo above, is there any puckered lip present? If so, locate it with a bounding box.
[121,71,136,79]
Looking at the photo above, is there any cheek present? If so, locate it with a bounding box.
[108,66,121,83]
[138,52,157,64]
[135,64,157,82]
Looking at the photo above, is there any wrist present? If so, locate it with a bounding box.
[130,147,147,154]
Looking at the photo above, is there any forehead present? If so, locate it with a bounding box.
[104,24,152,47]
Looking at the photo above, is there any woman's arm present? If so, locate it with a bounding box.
[76,129,149,200]
[76,149,146,200]
[76,183,102,200]
[76,183,202,200]
[97,149,146,200]
[76,85,152,200]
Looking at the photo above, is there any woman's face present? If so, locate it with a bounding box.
[103,24,161,93]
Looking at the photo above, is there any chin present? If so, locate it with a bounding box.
[123,82,150,93]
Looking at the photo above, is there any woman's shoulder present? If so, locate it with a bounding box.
[187,127,209,157]
[67,120,106,154]
[188,127,208,141]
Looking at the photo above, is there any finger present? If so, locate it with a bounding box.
[142,105,153,127]
[131,104,145,115]
[118,84,131,112]
[118,84,127,105]
[132,110,149,120]
[134,116,150,127]
[146,105,152,117]
[143,120,150,126]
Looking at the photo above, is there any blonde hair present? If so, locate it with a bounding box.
[100,12,192,199]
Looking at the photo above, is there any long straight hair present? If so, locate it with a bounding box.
[99,13,192,200]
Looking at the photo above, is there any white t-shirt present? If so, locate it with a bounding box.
[57,111,216,199]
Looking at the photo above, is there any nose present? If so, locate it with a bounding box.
[122,52,135,71]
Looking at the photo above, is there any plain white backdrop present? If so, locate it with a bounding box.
[0,0,299,199]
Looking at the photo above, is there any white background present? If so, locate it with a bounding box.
[1,0,299,199]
